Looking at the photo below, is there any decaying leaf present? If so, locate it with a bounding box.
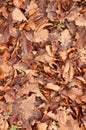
[35,53,55,63]
[59,29,71,47]
[34,29,49,43]
[46,45,54,57]
[13,0,26,7]
[37,123,48,130]
[75,15,86,26]
[12,8,27,22]
[19,94,35,120]
[45,83,60,92]
[0,114,9,130]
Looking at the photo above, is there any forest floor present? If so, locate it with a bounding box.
[0,0,86,130]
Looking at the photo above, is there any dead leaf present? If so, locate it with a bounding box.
[34,29,49,43]
[20,94,35,120]
[37,123,48,130]
[59,29,71,47]
[46,45,54,57]
[75,15,86,26]
[0,7,8,19]
[68,87,83,100]
[26,1,38,16]
[57,110,67,125]
[59,50,67,60]
[0,114,9,130]
[12,8,27,22]
[57,115,85,130]
[45,83,60,92]
[13,0,26,7]
[35,53,55,63]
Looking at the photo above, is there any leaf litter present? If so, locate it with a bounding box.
[0,0,86,130]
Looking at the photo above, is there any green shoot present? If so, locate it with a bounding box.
[57,23,65,29]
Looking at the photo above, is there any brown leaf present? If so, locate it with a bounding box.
[57,115,85,130]
[13,0,26,7]
[37,123,48,130]
[0,114,9,130]
[19,94,35,120]
[34,29,49,43]
[12,8,27,22]
[59,29,71,47]
[45,83,60,92]
[68,87,83,100]
[35,54,55,64]
[46,45,54,57]
[75,15,86,26]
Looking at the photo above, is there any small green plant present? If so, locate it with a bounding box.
[10,125,17,130]
[8,107,12,115]
[57,23,65,29]
[39,74,44,78]
[17,69,25,75]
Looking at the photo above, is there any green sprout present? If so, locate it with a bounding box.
[8,107,12,115]
[57,23,65,29]
[17,69,25,75]
[10,125,17,130]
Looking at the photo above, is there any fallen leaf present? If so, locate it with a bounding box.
[75,15,86,26]
[35,53,55,63]
[19,94,35,120]
[68,87,83,100]
[59,29,71,47]
[0,114,9,130]
[13,0,26,8]
[46,45,54,57]
[12,8,27,22]
[34,29,49,43]
[37,123,48,130]
[45,83,60,92]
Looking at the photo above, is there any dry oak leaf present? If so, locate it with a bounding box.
[75,15,86,26]
[13,0,26,7]
[35,53,55,63]
[34,29,49,43]
[57,115,85,130]
[26,1,38,16]
[0,114,9,130]
[12,8,27,22]
[37,123,48,130]
[59,29,71,47]
[19,94,35,120]
[46,45,54,57]
[45,83,60,92]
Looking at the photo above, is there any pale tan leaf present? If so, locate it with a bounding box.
[75,15,86,26]
[68,87,83,100]
[34,29,49,43]
[59,29,71,47]
[59,51,67,60]
[57,110,67,125]
[63,61,70,73]
[46,45,54,57]
[57,115,85,130]
[0,114,9,130]
[44,66,51,73]
[13,0,26,7]
[35,54,55,63]
[81,95,86,103]
[45,83,60,92]
[20,94,35,120]
[37,123,48,130]
[26,1,38,16]
[75,76,86,84]
[12,8,27,22]
[69,64,74,79]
